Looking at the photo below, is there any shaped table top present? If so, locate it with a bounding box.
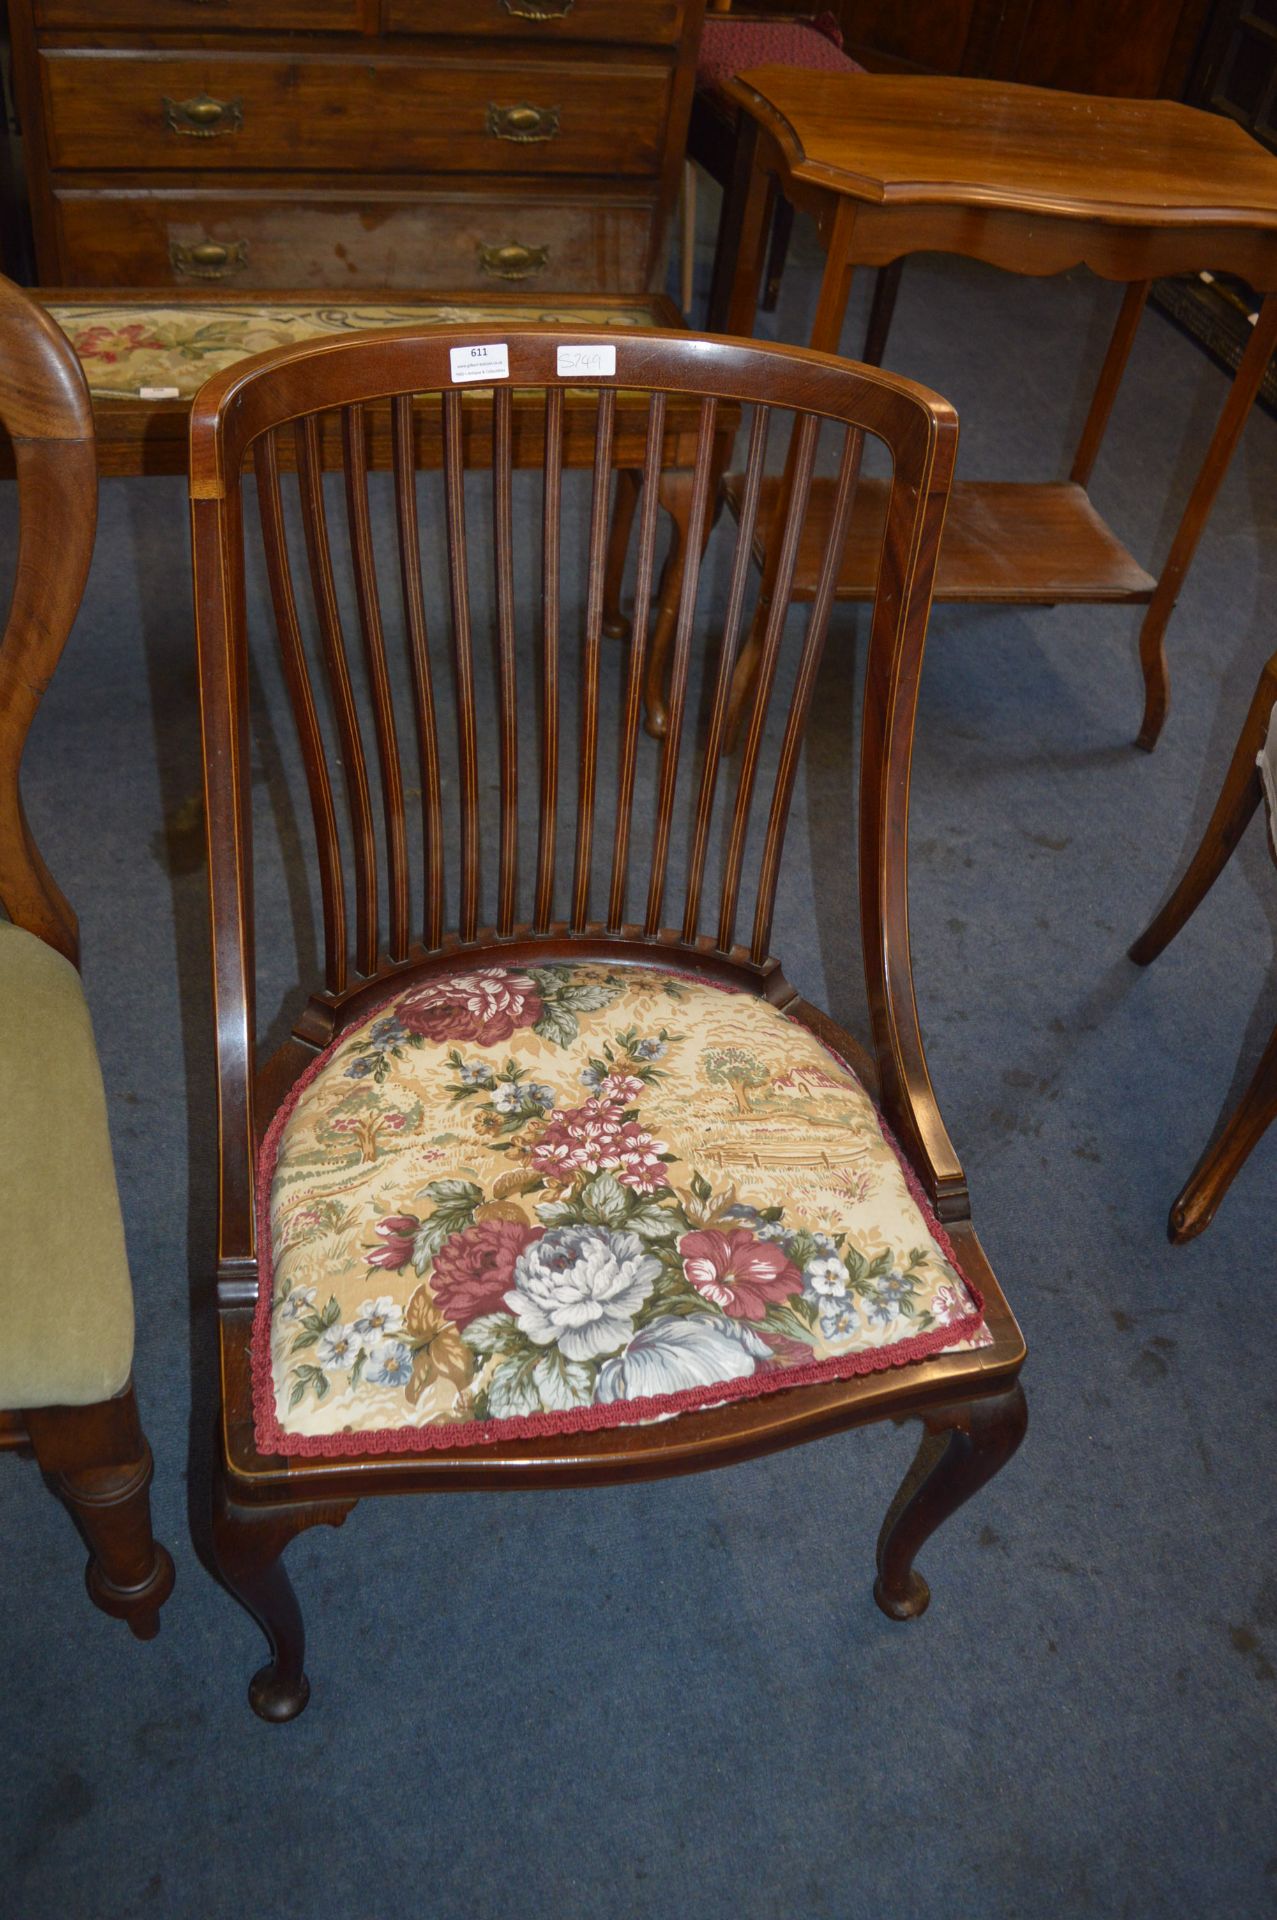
[724,72,1277,232]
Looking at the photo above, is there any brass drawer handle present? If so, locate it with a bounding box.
[486,101,561,143]
[163,92,243,137]
[170,239,249,280]
[479,241,550,280]
[502,0,574,16]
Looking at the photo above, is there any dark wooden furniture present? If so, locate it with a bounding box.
[826,0,1211,100]
[689,0,901,346]
[0,271,174,1639]
[1130,651,1277,1240]
[709,68,1277,750]
[7,0,707,293]
[190,321,1026,1719]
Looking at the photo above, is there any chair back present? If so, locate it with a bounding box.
[189,324,958,1269]
[0,275,97,967]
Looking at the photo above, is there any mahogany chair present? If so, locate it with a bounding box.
[1130,652,1277,1239]
[0,273,174,1637]
[191,323,1026,1721]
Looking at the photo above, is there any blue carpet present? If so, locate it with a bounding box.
[2,206,1275,1918]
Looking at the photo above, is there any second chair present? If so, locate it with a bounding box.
[191,323,1027,1719]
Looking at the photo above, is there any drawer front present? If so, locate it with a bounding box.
[42,51,670,175]
[34,1,361,28]
[385,0,683,43]
[53,188,654,292]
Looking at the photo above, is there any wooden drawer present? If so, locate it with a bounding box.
[34,0,361,28]
[41,49,671,176]
[385,0,683,44]
[52,185,655,291]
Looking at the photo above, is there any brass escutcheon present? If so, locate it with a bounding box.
[486,101,561,142]
[502,0,575,16]
[162,92,244,136]
[479,241,551,280]
[170,238,249,279]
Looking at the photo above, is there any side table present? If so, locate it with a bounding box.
[715,72,1277,749]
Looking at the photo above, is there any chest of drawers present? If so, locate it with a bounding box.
[9,0,707,292]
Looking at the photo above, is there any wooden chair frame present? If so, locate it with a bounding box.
[190,323,1026,1721]
[0,273,173,1638]
[1130,650,1277,1239]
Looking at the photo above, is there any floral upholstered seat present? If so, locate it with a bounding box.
[258,965,987,1456]
[47,301,662,402]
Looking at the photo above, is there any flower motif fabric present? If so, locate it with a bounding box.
[430,1218,542,1326]
[680,1229,801,1318]
[258,964,986,1453]
[506,1227,660,1363]
[398,968,544,1046]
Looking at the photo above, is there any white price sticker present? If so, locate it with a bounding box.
[557,344,617,378]
[449,342,510,383]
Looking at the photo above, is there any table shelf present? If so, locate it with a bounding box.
[724,474,1157,605]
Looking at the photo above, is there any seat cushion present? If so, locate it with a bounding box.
[48,299,665,402]
[697,18,861,93]
[0,923,133,1409]
[256,965,986,1456]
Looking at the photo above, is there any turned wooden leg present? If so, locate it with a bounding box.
[212,1454,355,1722]
[874,1383,1027,1621]
[1136,293,1277,752]
[862,261,903,369]
[1170,1019,1277,1243]
[1130,653,1277,965]
[602,467,641,642]
[25,1383,175,1641]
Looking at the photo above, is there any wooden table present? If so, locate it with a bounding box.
[715,71,1277,749]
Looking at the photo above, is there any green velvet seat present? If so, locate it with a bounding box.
[0,920,133,1409]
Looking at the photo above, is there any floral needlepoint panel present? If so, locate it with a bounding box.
[255,966,989,1455]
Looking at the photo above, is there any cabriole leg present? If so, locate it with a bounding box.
[1170,1020,1277,1242]
[211,1455,354,1723]
[874,1383,1028,1621]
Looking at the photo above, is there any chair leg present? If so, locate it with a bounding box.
[1129,654,1277,965]
[602,467,641,642]
[642,481,690,739]
[874,1383,1027,1621]
[25,1383,175,1641]
[1170,1018,1277,1243]
[862,261,903,369]
[211,1454,355,1722]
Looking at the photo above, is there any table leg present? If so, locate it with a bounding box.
[724,199,860,746]
[1136,291,1277,752]
[712,113,774,338]
[1070,280,1150,488]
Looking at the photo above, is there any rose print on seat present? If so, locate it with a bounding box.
[430,1218,542,1326]
[397,968,545,1046]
